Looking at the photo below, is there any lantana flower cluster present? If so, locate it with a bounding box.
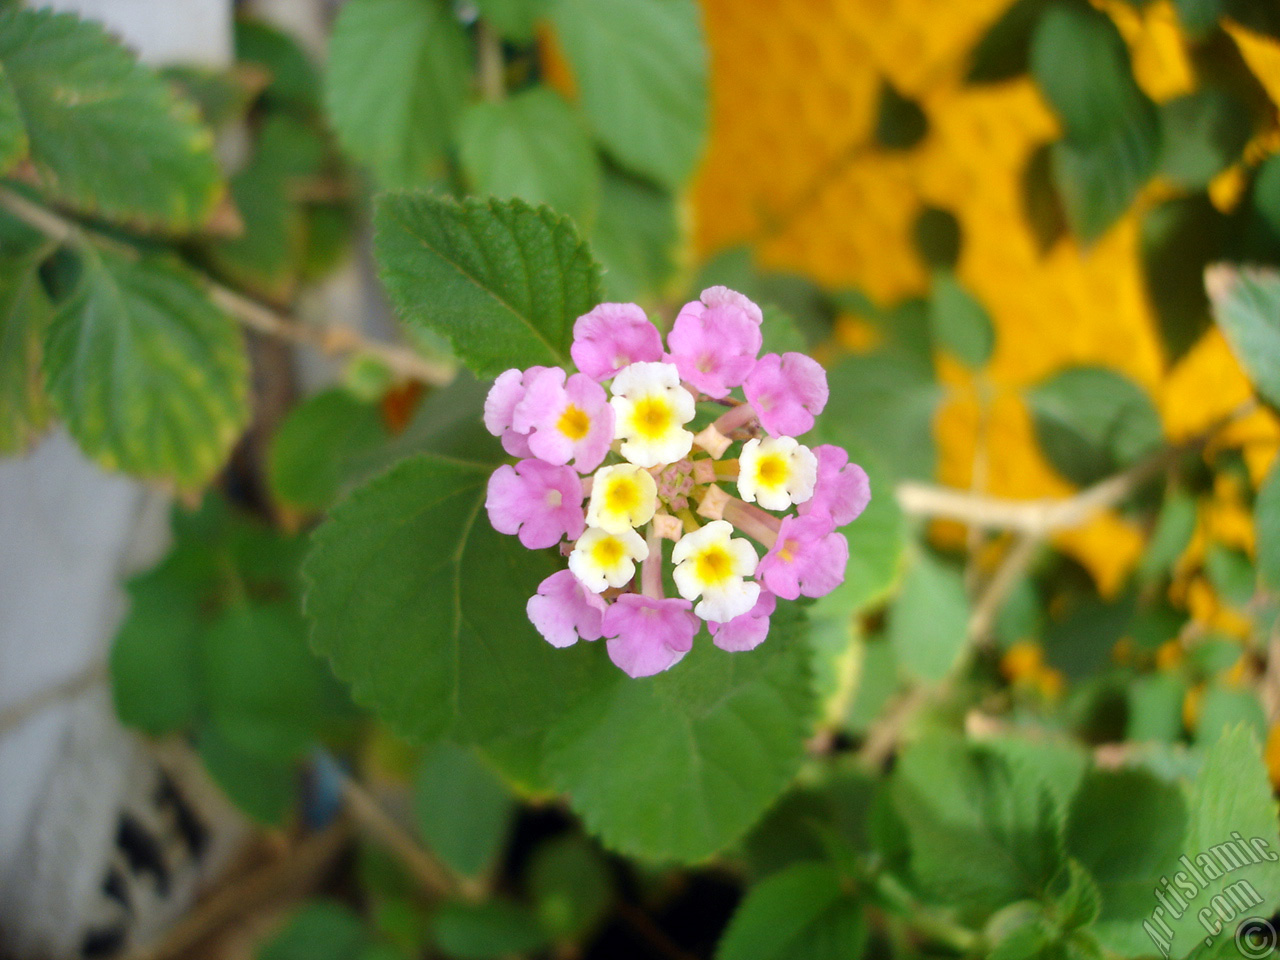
[483,287,870,678]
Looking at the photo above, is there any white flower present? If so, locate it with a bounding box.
[609,361,696,468]
[737,436,817,511]
[586,464,658,534]
[568,527,649,593]
[671,519,760,622]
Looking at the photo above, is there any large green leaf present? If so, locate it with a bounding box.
[374,193,601,378]
[0,61,25,175]
[0,250,51,453]
[325,0,470,188]
[304,453,609,771]
[259,902,369,960]
[542,605,816,863]
[590,170,678,302]
[1158,89,1253,191]
[458,88,601,227]
[1167,726,1280,957]
[1065,767,1187,955]
[888,551,970,682]
[549,0,707,188]
[1027,365,1163,487]
[892,734,1066,921]
[1030,4,1158,242]
[43,248,249,486]
[0,6,223,230]
[1207,265,1280,409]
[715,862,866,960]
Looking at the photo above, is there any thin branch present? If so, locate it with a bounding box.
[476,19,506,103]
[0,186,454,387]
[895,402,1258,535]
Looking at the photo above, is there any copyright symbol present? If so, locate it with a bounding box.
[1236,918,1278,958]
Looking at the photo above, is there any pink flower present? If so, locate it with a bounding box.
[527,570,607,648]
[571,303,664,381]
[513,367,614,473]
[757,514,847,600]
[602,594,700,678]
[709,591,777,652]
[485,459,585,549]
[798,445,871,527]
[484,366,551,457]
[744,352,829,436]
[667,287,763,398]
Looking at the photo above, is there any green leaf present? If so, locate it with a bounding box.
[590,170,678,303]
[715,862,866,960]
[259,901,368,960]
[874,80,927,151]
[374,193,601,378]
[197,722,298,825]
[0,250,51,453]
[1031,4,1159,241]
[1140,489,1198,583]
[888,552,970,683]
[110,567,203,735]
[236,17,321,118]
[1173,0,1223,33]
[1022,143,1068,255]
[0,6,223,230]
[967,0,1051,84]
[202,602,337,762]
[325,0,470,187]
[542,606,816,863]
[268,388,390,512]
[413,742,514,879]
[912,206,962,270]
[1207,265,1280,409]
[304,453,609,769]
[458,88,602,227]
[475,0,547,41]
[893,735,1066,920]
[1065,767,1187,955]
[1141,195,1224,364]
[43,248,249,487]
[431,901,549,960]
[1127,672,1188,742]
[929,270,995,367]
[549,0,707,188]
[1259,462,1280,591]
[1195,685,1266,745]
[1027,366,1163,487]
[1158,89,1253,191]
[527,834,613,942]
[1167,726,1280,957]
[0,61,25,175]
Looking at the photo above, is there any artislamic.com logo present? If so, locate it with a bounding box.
[1144,832,1278,957]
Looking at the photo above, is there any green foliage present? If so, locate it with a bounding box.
[0,248,51,452]
[458,88,602,227]
[1141,195,1223,363]
[1158,89,1253,191]
[1258,462,1280,590]
[1028,366,1163,487]
[913,207,962,270]
[268,388,390,512]
[1030,3,1159,242]
[874,80,928,151]
[413,742,514,879]
[543,607,816,862]
[715,862,866,960]
[1207,265,1280,409]
[474,0,547,42]
[0,6,223,230]
[236,17,321,118]
[431,901,549,959]
[549,0,707,188]
[966,0,1051,84]
[259,902,368,960]
[590,170,678,302]
[43,247,249,487]
[888,552,970,682]
[325,0,470,188]
[0,62,25,175]
[374,193,601,378]
[929,270,995,367]
[527,834,613,942]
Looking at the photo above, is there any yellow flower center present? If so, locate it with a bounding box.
[694,544,735,587]
[755,453,789,489]
[605,477,640,514]
[777,538,798,563]
[591,535,625,567]
[632,396,674,439]
[557,404,591,440]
